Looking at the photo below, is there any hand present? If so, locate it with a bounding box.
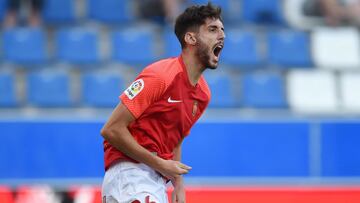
[157,159,191,180]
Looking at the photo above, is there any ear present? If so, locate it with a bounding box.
[184,32,197,46]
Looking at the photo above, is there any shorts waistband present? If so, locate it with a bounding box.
[108,160,151,172]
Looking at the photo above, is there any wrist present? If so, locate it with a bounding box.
[172,175,184,187]
[150,156,166,172]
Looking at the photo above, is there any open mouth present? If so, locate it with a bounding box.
[213,43,224,58]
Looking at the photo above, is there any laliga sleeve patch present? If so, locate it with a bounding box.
[124,79,144,100]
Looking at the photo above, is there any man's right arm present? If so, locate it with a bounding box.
[100,102,191,180]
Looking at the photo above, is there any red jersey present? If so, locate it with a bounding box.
[103,56,211,170]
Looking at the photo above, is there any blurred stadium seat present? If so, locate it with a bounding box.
[16,186,60,203]
[190,0,230,9]
[242,72,287,108]
[189,0,238,21]
[82,71,124,107]
[283,0,325,30]
[55,28,100,65]
[287,70,338,113]
[163,29,181,58]
[42,0,77,24]
[111,28,156,65]
[267,30,312,67]
[2,28,47,65]
[204,73,238,107]
[312,27,360,69]
[69,186,101,203]
[87,0,134,23]
[339,72,360,112]
[26,70,73,107]
[241,0,284,24]
[221,30,262,67]
[0,72,17,107]
[191,0,232,10]
[0,0,6,21]
[0,186,13,203]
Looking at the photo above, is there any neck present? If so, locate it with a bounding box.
[181,49,205,86]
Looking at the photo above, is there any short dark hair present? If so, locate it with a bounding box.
[174,2,222,49]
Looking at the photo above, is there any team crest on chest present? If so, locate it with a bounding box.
[125,79,144,100]
[192,100,198,117]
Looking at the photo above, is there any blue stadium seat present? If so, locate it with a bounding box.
[0,72,17,107]
[241,73,287,108]
[267,30,312,67]
[221,30,262,67]
[55,28,100,64]
[42,0,76,24]
[190,0,227,6]
[189,0,242,22]
[82,72,124,107]
[2,28,47,65]
[26,71,72,107]
[112,28,156,64]
[242,0,284,24]
[163,29,181,58]
[87,0,133,23]
[204,73,238,108]
[0,0,6,21]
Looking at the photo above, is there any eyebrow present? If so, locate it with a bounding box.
[208,25,225,31]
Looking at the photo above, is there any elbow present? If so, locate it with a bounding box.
[101,120,129,142]
[101,125,123,142]
[100,126,112,141]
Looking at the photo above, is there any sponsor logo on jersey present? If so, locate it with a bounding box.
[125,79,144,100]
[167,96,182,103]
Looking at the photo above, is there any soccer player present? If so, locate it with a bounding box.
[101,3,225,203]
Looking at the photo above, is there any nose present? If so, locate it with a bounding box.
[219,30,225,41]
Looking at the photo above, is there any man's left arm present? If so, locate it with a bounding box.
[171,137,187,203]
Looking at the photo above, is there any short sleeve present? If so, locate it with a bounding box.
[120,70,166,118]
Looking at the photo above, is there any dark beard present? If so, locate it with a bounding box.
[195,38,217,69]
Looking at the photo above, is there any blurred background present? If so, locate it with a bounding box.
[1,0,360,202]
